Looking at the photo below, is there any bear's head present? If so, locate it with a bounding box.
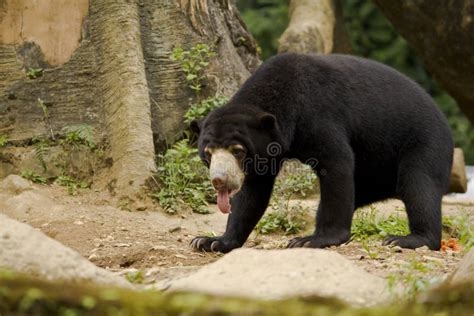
[191,105,286,214]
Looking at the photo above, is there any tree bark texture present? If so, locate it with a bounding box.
[0,0,259,196]
[374,0,474,126]
[278,0,351,54]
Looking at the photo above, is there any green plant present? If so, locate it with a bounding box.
[152,139,214,214]
[255,205,308,235]
[152,44,227,215]
[20,170,48,184]
[184,96,229,123]
[61,124,96,149]
[361,240,379,259]
[202,231,218,237]
[170,43,216,95]
[125,270,145,284]
[26,68,43,79]
[55,175,90,196]
[351,207,410,241]
[255,162,317,235]
[442,214,474,251]
[37,98,55,140]
[117,197,134,212]
[386,256,443,298]
[0,134,7,147]
[32,137,52,172]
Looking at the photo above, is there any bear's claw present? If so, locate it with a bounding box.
[383,234,439,250]
[190,236,239,253]
[287,232,351,249]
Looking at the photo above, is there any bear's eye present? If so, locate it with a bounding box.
[204,147,212,160]
[230,146,246,159]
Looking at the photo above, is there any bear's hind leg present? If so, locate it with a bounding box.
[384,170,443,250]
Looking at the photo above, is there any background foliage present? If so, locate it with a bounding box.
[237,0,474,163]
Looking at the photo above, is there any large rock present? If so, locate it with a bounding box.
[449,148,468,193]
[447,248,474,286]
[0,213,130,288]
[0,174,32,194]
[165,248,389,306]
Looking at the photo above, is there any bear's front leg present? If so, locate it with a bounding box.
[191,175,276,253]
[289,146,355,249]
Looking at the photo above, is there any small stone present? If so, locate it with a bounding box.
[150,245,167,251]
[136,203,147,211]
[74,220,84,226]
[88,254,98,261]
[114,243,131,248]
[175,254,188,259]
[40,223,50,228]
[145,268,160,277]
[169,226,182,233]
[415,246,430,252]
[119,227,128,231]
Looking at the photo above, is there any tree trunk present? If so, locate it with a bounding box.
[374,0,474,126]
[278,0,351,54]
[0,0,259,197]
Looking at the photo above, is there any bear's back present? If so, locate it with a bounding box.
[232,53,452,158]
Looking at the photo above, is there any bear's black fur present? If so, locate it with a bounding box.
[190,53,453,253]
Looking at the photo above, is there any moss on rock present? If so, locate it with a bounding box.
[1,270,474,315]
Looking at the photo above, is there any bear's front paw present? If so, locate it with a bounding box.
[287,232,350,249]
[190,236,240,253]
[383,234,439,250]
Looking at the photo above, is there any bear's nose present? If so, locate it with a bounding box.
[212,175,227,190]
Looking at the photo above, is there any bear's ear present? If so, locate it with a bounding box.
[190,119,203,135]
[258,113,277,131]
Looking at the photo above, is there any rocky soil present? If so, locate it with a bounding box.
[0,174,473,306]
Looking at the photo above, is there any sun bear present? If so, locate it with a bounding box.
[189,53,453,253]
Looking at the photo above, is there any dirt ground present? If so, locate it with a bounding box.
[1,181,472,289]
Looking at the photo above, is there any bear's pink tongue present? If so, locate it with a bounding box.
[217,190,231,214]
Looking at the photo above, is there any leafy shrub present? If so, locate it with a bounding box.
[0,134,7,147]
[351,207,410,241]
[26,68,43,79]
[61,124,96,149]
[20,124,98,195]
[443,214,474,251]
[170,43,216,95]
[20,170,48,184]
[255,162,318,235]
[255,205,308,235]
[152,44,223,214]
[184,96,229,123]
[55,175,91,196]
[152,139,214,214]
